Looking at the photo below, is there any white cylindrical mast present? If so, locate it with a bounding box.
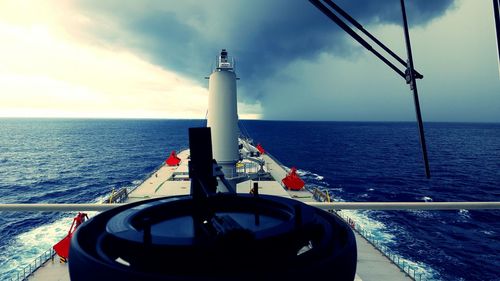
[207,49,239,170]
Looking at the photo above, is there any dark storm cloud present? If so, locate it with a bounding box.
[78,0,455,101]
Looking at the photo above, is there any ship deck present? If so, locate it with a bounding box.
[28,145,412,281]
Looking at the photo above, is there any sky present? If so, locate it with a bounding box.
[0,0,499,122]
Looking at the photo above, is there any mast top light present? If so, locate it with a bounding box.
[216,49,234,71]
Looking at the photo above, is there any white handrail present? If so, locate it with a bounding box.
[0,203,123,211]
[308,201,500,210]
[0,202,499,212]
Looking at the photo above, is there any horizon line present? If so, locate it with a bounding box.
[0,116,499,124]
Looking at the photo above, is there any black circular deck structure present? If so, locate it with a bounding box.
[69,194,356,281]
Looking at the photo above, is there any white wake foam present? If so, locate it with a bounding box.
[458,209,471,219]
[0,196,105,279]
[282,166,442,280]
[337,209,441,280]
[421,196,433,202]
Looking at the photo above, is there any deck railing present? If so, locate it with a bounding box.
[338,212,424,281]
[222,162,261,179]
[1,200,499,281]
[312,187,331,202]
[307,189,500,281]
[0,201,499,212]
[104,187,128,203]
[313,188,422,279]
[9,248,55,281]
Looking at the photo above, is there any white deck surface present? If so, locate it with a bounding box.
[127,150,191,202]
[27,258,69,281]
[236,180,290,197]
[354,231,413,281]
[29,145,412,281]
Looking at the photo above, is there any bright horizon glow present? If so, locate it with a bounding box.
[0,17,209,119]
[0,1,260,120]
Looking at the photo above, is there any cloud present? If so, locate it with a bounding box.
[259,1,500,122]
[6,0,479,121]
[75,0,456,100]
[0,1,209,119]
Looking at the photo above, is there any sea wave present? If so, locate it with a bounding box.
[1,119,498,281]
[337,209,441,281]
[0,195,108,279]
[420,196,433,202]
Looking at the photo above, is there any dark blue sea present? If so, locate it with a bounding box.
[0,119,499,281]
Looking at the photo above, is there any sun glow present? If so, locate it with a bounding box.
[0,1,260,119]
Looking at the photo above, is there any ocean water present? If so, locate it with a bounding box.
[0,119,499,281]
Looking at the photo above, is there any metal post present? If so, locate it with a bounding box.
[309,0,406,78]
[401,0,431,178]
[322,0,422,78]
[494,0,500,78]
[253,182,260,226]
